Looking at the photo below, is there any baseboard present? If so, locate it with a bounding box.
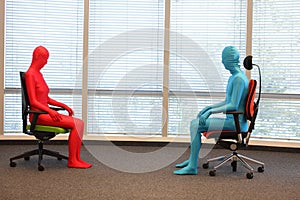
[1,139,299,153]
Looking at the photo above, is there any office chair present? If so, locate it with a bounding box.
[202,56,264,179]
[9,72,69,171]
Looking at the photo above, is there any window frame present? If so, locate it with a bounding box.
[1,0,299,146]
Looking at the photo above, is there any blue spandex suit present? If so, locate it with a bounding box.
[174,46,249,175]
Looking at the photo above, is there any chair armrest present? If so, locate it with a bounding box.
[223,111,244,115]
[28,110,48,114]
[28,110,47,132]
[49,106,65,111]
[223,110,244,144]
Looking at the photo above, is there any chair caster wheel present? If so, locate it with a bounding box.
[246,172,253,179]
[209,170,216,176]
[24,157,30,161]
[38,165,45,171]
[258,166,264,173]
[10,161,16,167]
[202,163,209,169]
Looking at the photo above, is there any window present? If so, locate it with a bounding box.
[4,0,84,134]
[168,0,247,136]
[87,0,246,137]
[252,0,300,139]
[87,0,164,136]
[3,0,299,142]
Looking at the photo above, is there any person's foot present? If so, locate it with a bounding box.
[79,160,92,168]
[173,166,197,175]
[68,160,92,169]
[77,158,93,167]
[175,159,189,168]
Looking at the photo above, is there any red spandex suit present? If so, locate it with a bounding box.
[25,46,92,169]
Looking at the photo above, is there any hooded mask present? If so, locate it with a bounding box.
[221,46,240,70]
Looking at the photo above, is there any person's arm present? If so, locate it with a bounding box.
[25,72,62,121]
[197,100,226,118]
[48,97,74,116]
[212,78,244,113]
[200,76,245,122]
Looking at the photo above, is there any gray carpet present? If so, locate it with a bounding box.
[1,142,299,200]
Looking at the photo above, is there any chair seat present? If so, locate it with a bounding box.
[203,130,234,138]
[203,130,247,139]
[26,124,69,134]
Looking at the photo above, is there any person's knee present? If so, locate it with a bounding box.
[78,119,84,127]
[73,118,84,131]
[190,119,199,131]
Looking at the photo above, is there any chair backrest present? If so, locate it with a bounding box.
[244,79,259,144]
[245,79,257,120]
[19,72,30,134]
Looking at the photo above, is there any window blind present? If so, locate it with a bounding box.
[88,0,164,135]
[4,0,299,141]
[4,0,84,134]
[252,0,300,139]
[168,0,247,136]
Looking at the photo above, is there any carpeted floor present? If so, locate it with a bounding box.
[1,142,299,200]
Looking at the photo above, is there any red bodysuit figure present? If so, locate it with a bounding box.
[25,46,92,169]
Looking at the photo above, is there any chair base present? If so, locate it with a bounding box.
[9,141,68,171]
[203,151,265,179]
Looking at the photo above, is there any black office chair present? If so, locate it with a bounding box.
[9,72,69,171]
[202,56,264,179]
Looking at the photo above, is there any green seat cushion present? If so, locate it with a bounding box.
[27,124,69,134]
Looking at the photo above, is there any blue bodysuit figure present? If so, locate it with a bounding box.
[174,46,249,175]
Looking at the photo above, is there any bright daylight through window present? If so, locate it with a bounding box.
[3,0,300,142]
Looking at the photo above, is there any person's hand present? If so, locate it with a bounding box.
[49,109,62,122]
[199,110,211,126]
[197,106,211,118]
[65,106,74,116]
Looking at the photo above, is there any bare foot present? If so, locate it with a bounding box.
[173,166,197,175]
[175,159,189,168]
[68,160,92,169]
